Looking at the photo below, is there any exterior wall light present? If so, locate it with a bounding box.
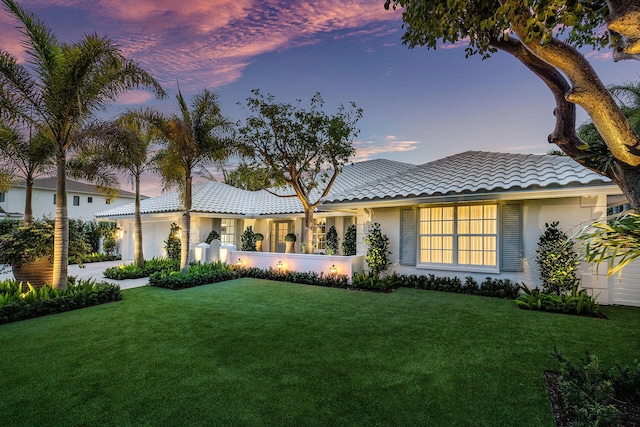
[329,264,337,275]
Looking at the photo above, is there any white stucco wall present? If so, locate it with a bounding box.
[1,186,135,221]
[353,195,611,303]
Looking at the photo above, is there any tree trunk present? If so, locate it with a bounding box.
[304,209,314,254]
[24,176,33,224]
[180,175,192,274]
[133,173,144,268]
[613,162,640,210]
[51,150,68,290]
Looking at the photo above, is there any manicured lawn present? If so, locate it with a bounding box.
[1,279,639,426]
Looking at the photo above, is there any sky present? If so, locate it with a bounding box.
[1,0,639,197]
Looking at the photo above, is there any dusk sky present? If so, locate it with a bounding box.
[2,0,639,196]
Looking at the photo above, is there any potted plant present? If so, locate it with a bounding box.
[255,233,264,252]
[285,233,296,253]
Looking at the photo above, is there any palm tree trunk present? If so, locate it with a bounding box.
[24,176,34,224]
[133,173,144,268]
[51,150,68,290]
[180,175,192,274]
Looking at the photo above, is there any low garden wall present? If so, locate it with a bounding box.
[227,249,365,283]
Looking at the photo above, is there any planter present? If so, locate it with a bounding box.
[256,241,263,252]
[12,259,54,288]
[285,242,295,254]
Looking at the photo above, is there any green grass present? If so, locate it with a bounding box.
[1,279,639,426]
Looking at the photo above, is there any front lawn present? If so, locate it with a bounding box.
[1,279,638,426]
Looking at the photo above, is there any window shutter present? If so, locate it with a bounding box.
[400,209,417,265]
[500,203,523,272]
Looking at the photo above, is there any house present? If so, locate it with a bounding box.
[0,177,140,221]
[95,151,640,306]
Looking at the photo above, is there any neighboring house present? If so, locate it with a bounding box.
[96,151,640,306]
[0,177,140,221]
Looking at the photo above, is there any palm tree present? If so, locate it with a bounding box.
[0,123,55,223]
[0,0,165,288]
[153,87,235,273]
[71,111,161,268]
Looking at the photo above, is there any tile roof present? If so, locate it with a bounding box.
[324,151,612,203]
[95,159,414,218]
[95,152,613,218]
[14,177,139,198]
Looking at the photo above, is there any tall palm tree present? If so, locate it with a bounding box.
[153,87,235,273]
[0,123,55,223]
[0,0,165,288]
[71,111,161,268]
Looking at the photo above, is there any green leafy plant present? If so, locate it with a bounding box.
[285,233,296,243]
[325,225,339,255]
[241,226,257,251]
[254,233,264,241]
[536,221,579,295]
[364,223,391,278]
[164,223,181,261]
[342,224,356,256]
[0,278,123,324]
[515,284,601,317]
[550,348,629,427]
[103,257,179,280]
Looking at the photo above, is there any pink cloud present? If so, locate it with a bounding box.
[353,136,419,161]
[2,0,402,91]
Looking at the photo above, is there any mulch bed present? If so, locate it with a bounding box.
[545,371,640,426]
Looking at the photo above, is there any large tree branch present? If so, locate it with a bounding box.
[506,5,640,167]
[606,0,640,58]
[492,40,586,159]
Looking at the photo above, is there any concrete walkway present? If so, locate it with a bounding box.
[0,260,149,290]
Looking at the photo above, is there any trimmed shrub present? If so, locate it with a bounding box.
[205,230,220,244]
[241,226,257,251]
[165,223,181,261]
[285,233,296,242]
[325,225,339,255]
[342,224,357,256]
[103,257,179,279]
[364,223,391,278]
[536,221,579,295]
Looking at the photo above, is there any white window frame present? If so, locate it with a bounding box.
[417,203,499,273]
[313,218,327,251]
[220,219,236,245]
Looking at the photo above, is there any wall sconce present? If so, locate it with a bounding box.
[329,264,337,275]
[276,260,283,270]
[236,258,242,266]
[116,227,124,239]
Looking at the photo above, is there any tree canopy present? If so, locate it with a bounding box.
[238,90,362,253]
[385,0,640,208]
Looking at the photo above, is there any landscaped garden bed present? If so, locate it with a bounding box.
[0,277,122,324]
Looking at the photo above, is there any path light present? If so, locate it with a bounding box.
[276,260,283,270]
[329,264,337,275]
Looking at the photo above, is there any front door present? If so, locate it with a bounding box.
[271,221,290,253]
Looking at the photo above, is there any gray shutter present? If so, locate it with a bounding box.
[500,203,523,272]
[400,209,417,265]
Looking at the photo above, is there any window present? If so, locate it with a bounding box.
[73,195,80,206]
[220,219,236,245]
[0,192,4,203]
[88,197,93,203]
[418,204,497,267]
[313,218,327,250]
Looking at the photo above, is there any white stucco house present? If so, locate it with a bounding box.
[0,177,140,221]
[95,151,640,306]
